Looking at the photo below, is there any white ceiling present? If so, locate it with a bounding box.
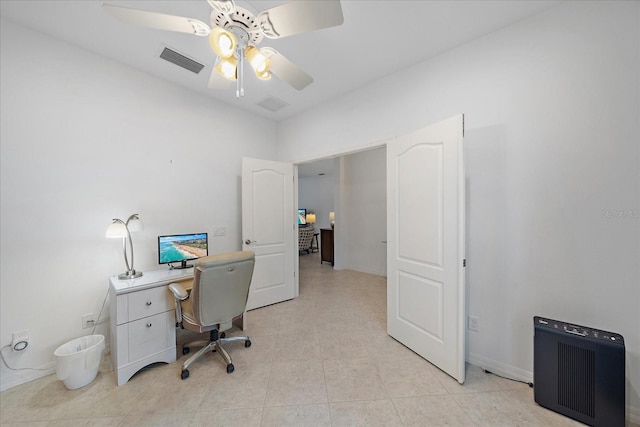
[0,0,560,121]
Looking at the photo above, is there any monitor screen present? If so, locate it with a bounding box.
[158,233,208,269]
[298,209,307,225]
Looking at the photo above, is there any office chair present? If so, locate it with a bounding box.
[298,225,314,254]
[168,251,254,380]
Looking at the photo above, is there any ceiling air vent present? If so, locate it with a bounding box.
[159,47,205,74]
[258,96,289,112]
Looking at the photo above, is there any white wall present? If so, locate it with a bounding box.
[278,1,640,420]
[0,20,277,390]
[338,148,386,276]
[298,174,334,231]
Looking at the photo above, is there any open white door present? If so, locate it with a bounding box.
[242,157,297,310]
[387,114,466,383]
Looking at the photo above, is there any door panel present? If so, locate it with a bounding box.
[242,158,296,310]
[387,114,465,383]
[398,144,443,267]
[397,272,443,341]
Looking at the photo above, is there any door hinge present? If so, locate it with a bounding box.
[462,114,465,137]
[463,259,467,267]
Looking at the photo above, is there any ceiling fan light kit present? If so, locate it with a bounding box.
[245,46,270,74]
[209,26,237,58]
[256,70,272,81]
[214,56,237,80]
[102,0,344,98]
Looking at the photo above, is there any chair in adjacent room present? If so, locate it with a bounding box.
[168,251,255,380]
[298,225,315,254]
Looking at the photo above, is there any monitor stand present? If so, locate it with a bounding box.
[169,260,193,270]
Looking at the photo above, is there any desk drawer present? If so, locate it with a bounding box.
[127,311,175,362]
[127,286,172,322]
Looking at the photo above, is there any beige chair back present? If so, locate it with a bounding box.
[190,251,255,327]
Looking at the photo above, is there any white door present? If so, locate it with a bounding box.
[387,114,466,383]
[242,157,297,310]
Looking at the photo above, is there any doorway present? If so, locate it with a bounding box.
[297,146,387,276]
[293,115,466,383]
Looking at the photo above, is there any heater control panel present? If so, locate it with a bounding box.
[534,316,624,345]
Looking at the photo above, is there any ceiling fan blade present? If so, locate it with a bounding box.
[207,0,235,15]
[257,0,343,39]
[263,48,313,90]
[102,4,210,36]
[208,66,234,89]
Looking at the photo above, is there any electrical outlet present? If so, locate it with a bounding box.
[468,315,480,332]
[82,313,96,329]
[11,330,30,352]
[213,226,226,237]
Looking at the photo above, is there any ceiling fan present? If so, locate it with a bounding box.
[102,0,344,98]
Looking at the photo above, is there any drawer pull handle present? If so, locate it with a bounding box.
[146,301,152,306]
[146,323,152,327]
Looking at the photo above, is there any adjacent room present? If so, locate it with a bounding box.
[1,0,638,425]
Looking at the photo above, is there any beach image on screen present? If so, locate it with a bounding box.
[159,233,207,263]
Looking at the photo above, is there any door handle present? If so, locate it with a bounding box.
[244,239,257,245]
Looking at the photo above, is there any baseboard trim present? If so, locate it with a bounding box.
[466,353,640,424]
[467,352,533,383]
[0,362,55,392]
[628,405,640,424]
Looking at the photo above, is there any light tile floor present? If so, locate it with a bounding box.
[1,253,634,426]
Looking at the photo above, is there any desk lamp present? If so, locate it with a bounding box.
[106,214,143,280]
[305,213,316,228]
[329,211,335,229]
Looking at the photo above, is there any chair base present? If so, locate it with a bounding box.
[179,329,251,379]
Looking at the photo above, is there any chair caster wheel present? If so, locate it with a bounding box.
[181,369,189,380]
[245,339,252,348]
[182,347,190,355]
[226,364,234,374]
[220,332,226,339]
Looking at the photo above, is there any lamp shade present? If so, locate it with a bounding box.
[105,221,127,238]
[245,46,272,75]
[209,27,237,59]
[329,212,335,221]
[305,213,316,224]
[215,56,237,80]
[256,70,271,81]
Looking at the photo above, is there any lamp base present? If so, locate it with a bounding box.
[117,270,143,280]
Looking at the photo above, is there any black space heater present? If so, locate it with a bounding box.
[533,316,625,427]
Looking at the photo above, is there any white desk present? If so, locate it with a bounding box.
[109,268,194,386]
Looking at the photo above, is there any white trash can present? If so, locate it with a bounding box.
[54,334,105,390]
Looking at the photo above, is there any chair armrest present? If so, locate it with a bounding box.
[168,282,188,328]
[168,283,189,300]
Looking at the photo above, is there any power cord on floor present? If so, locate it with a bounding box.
[483,369,534,388]
[0,345,50,371]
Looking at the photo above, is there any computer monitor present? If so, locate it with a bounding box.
[158,233,208,269]
[298,208,307,225]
